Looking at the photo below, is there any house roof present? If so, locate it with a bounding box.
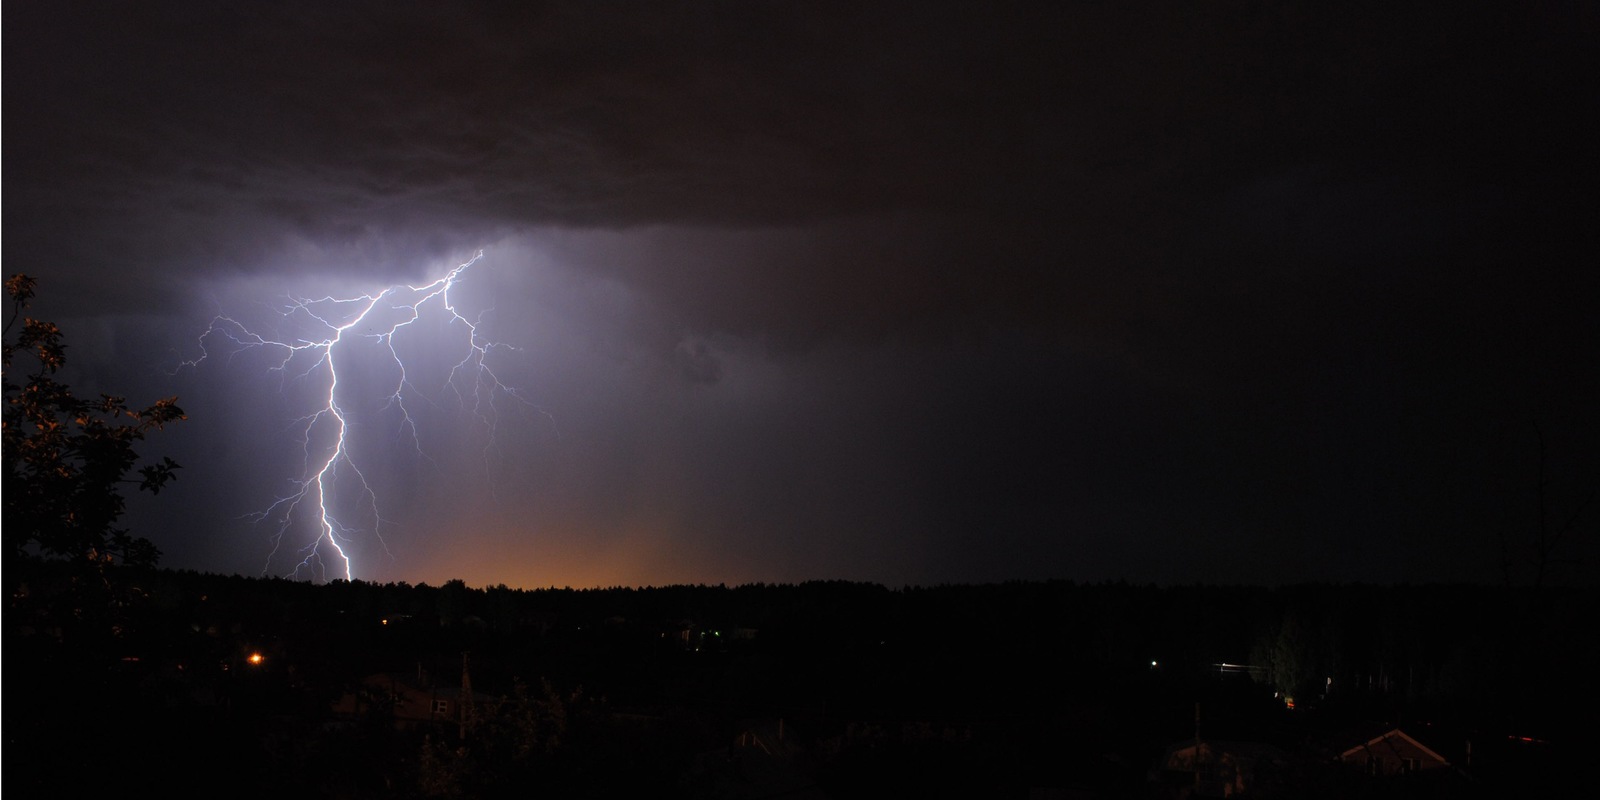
[1161,738,1285,771]
[1339,728,1450,766]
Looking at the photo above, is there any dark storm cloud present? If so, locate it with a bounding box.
[12,3,1588,301]
[6,2,1597,587]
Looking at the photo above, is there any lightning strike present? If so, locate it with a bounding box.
[181,250,538,582]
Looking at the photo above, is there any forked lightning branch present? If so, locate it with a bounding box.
[181,251,532,581]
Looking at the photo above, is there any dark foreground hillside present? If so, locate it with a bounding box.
[5,561,1592,798]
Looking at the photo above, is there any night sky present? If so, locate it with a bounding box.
[5,2,1596,589]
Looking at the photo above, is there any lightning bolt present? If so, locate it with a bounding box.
[180,250,539,582]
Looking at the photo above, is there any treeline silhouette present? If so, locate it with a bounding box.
[6,561,1592,798]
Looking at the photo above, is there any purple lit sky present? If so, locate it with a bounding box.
[5,2,1596,589]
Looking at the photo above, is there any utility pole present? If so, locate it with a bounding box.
[460,650,474,740]
[1194,701,1203,795]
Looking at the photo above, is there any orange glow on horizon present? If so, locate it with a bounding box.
[401,520,743,590]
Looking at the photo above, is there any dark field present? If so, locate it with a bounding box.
[6,564,1591,798]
